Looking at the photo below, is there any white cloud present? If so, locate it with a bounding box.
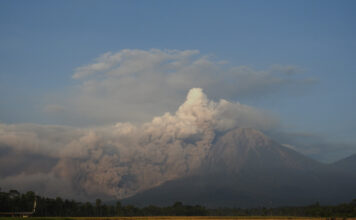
[45,49,314,126]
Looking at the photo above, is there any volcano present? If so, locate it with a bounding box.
[122,128,356,207]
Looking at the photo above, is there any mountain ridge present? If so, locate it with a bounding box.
[331,153,356,173]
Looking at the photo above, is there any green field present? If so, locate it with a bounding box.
[1,217,356,220]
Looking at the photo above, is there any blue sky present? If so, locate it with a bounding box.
[0,0,356,161]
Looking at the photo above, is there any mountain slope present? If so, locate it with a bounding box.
[204,128,321,173]
[122,128,356,208]
[332,154,356,173]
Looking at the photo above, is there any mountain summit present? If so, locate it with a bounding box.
[123,128,356,208]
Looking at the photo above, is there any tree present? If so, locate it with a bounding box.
[116,201,122,216]
[95,198,101,216]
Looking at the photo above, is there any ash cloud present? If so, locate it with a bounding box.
[0,88,276,200]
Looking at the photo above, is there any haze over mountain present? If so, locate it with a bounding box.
[123,128,356,208]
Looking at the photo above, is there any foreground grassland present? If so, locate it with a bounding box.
[1,217,356,220]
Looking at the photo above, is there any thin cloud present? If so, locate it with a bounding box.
[44,104,66,113]
[47,49,315,125]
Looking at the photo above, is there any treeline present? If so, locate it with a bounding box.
[0,189,355,217]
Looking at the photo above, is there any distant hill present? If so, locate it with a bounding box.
[122,128,356,208]
[332,154,356,173]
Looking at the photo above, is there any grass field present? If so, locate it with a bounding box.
[1,217,356,220]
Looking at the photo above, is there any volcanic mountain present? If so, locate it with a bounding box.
[122,128,356,208]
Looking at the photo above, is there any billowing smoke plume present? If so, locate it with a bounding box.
[0,88,276,200]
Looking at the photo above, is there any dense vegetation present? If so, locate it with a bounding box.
[0,189,355,217]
